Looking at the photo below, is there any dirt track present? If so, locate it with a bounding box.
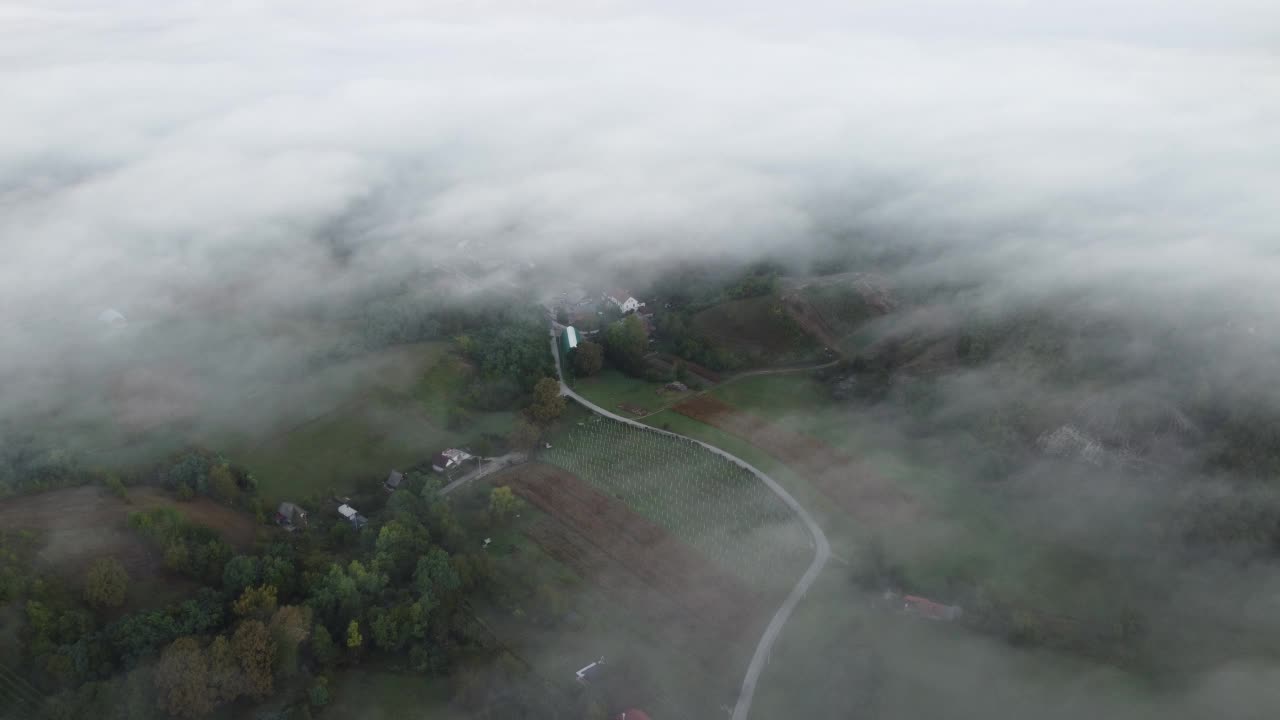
[0,485,257,577]
[672,396,920,526]
[496,462,765,669]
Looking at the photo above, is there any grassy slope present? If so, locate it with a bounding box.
[660,375,1159,718]
[327,668,463,720]
[703,375,1119,609]
[231,343,514,503]
[571,369,677,415]
[690,294,823,367]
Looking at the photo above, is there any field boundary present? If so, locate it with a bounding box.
[550,331,831,720]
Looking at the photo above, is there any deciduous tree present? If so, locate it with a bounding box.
[488,486,522,525]
[85,557,128,608]
[572,341,604,377]
[268,605,312,677]
[604,315,648,375]
[345,620,363,652]
[153,637,212,719]
[508,417,541,453]
[206,635,243,705]
[232,585,278,620]
[231,620,275,698]
[528,377,566,424]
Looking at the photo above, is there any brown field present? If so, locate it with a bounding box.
[672,395,921,526]
[0,485,258,580]
[497,463,765,669]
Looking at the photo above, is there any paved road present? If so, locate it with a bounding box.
[440,452,528,496]
[550,334,831,720]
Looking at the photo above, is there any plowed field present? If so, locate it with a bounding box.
[499,463,765,668]
[672,395,920,525]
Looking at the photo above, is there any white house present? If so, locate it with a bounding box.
[432,448,474,473]
[604,290,644,314]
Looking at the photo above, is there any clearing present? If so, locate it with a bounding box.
[571,369,693,416]
[226,343,514,502]
[0,485,256,606]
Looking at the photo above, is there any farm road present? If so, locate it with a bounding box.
[550,333,832,720]
[439,452,527,496]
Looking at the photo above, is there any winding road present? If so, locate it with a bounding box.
[550,334,831,720]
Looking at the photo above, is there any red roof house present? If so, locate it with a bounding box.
[902,595,962,621]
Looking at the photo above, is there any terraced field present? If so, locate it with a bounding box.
[542,413,811,592]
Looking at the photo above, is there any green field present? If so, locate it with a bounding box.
[543,408,811,592]
[327,668,463,720]
[571,369,690,416]
[228,343,514,503]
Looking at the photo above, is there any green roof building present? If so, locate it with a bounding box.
[559,326,579,358]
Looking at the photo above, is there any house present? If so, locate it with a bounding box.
[604,290,644,314]
[432,448,474,473]
[901,594,963,621]
[275,502,308,531]
[384,470,404,492]
[575,657,605,684]
[337,504,367,529]
[559,325,579,357]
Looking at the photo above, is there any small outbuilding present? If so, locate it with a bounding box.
[275,502,308,531]
[337,504,367,529]
[384,470,404,492]
[575,657,605,684]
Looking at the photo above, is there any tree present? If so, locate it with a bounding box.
[572,341,604,377]
[508,417,541,453]
[206,635,244,705]
[414,547,459,606]
[528,377,566,424]
[373,520,428,581]
[153,637,212,719]
[488,486,522,525]
[309,676,330,708]
[222,555,260,594]
[208,464,238,504]
[603,315,648,375]
[232,585,278,620]
[345,620,363,652]
[309,624,338,669]
[85,557,128,608]
[268,605,312,677]
[232,620,275,698]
